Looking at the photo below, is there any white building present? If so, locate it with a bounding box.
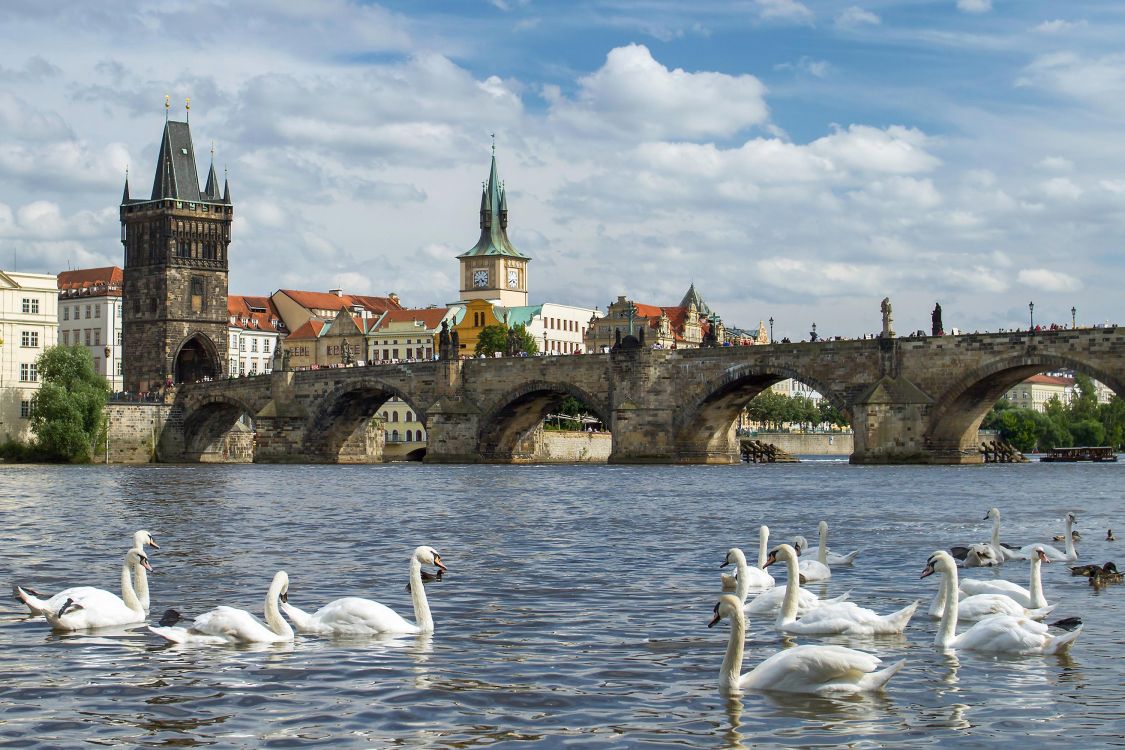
[57,267,124,392]
[228,295,285,377]
[771,378,824,405]
[0,270,59,442]
[498,303,601,355]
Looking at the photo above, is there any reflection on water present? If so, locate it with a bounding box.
[1,462,1122,748]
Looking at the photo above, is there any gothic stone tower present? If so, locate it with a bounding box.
[121,118,231,392]
[457,147,530,307]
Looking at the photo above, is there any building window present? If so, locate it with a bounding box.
[239,338,246,352]
[117,360,123,375]
[382,411,388,421]
[391,412,399,422]
[418,428,425,441]
[406,411,414,422]
[94,305,100,319]
[20,400,31,418]
[85,304,91,319]
[20,331,39,347]
[19,363,37,382]
[22,298,39,314]
[62,331,69,345]
[94,330,101,346]
[63,307,69,321]
[263,340,271,353]
[116,330,122,346]
[391,429,400,442]
[251,339,258,352]
[117,305,122,318]
[190,277,205,313]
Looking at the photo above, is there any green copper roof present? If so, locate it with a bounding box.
[495,304,543,328]
[457,149,530,260]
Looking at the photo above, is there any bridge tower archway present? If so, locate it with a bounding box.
[477,381,611,463]
[304,379,428,463]
[180,396,257,463]
[925,353,1125,460]
[173,333,221,385]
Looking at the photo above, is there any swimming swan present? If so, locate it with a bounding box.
[709,594,904,695]
[959,547,1050,609]
[764,544,918,635]
[922,551,1082,654]
[1017,513,1078,562]
[148,571,293,644]
[720,530,775,592]
[735,542,850,617]
[37,548,152,631]
[927,565,1055,621]
[792,536,831,582]
[15,530,159,616]
[953,508,1021,565]
[803,521,860,566]
[281,546,447,635]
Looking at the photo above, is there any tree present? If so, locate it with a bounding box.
[1070,418,1106,447]
[474,324,539,356]
[818,400,849,428]
[30,345,109,462]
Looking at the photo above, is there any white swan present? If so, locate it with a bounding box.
[148,571,293,644]
[281,546,446,635]
[709,594,905,695]
[922,550,1082,654]
[927,565,1055,621]
[15,530,159,616]
[738,544,850,617]
[961,543,1001,568]
[985,507,1023,561]
[765,544,918,635]
[792,536,831,582]
[720,530,775,591]
[804,521,860,566]
[1017,513,1078,562]
[38,548,152,631]
[959,546,1050,609]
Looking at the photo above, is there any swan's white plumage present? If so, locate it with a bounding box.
[710,594,904,695]
[1016,513,1078,562]
[958,547,1050,609]
[280,546,445,636]
[803,521,860,566]
[927,572,1054,620]
[148,571,292,645]
[38,548,151,631]
[923,550,1081,655]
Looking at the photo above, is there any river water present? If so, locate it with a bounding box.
[1,460,1122,748]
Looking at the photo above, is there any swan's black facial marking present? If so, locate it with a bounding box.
[708,601,722,628]
[137,554,154,573]
[720,552,731,569]
[921,555,938,578]
[763,550,778,569]
[432,553,447,572]
[148,536,159,549]
[280,590,288,604]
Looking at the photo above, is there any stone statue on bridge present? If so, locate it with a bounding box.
[932,303,944,337]
[881,297,895,338]
[439,320,451,360]
[450,329,460,357]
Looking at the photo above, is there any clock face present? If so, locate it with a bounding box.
[473,269,488,288]
[508,269,519,288]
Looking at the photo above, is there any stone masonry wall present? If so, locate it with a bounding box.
[105,403,172,463]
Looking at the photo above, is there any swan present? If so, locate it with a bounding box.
[961,543,1001,568]
[764,544,918,635]
[803,521,860,566]
[720,530,775,591]
[952,508,1021,565]
[148,571,293,644]
[927,565,1055,621]
[14,529,159,616]
[38,548,152,631]
[281,546,446,635]
[708,594,905,695]
[959,546,1050,609]
[791,536,831,582]
[737,544,850,617]
[1017,513,1078,562]
[921,550,1082,654]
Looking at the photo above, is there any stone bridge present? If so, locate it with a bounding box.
[160,327,1125,465]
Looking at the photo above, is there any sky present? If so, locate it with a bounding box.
[1,0,1123,341]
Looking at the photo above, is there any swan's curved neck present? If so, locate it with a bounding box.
[1028,555,1046,609]
[720,608,746,692]
[734,551,751,603]
[990,514,1001,548]
[757,527,769,569]
[120,556,143,613]
[133,559,149,611]
[929,568,948,618]
[1064,516,1075,559]
[817,524,828,565]
[776,548,801,627]
[936,563,958,648]
[264,578,294,638]
[409,557,434,633]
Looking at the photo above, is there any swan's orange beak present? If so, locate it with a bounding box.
[1038,549,1050,563]
[433,555,447,573]
[920,563,935,579]
[763,552,777,568]
[140,557,154,572]
[148,537,160,549]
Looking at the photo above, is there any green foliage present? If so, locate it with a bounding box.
[1070,418,1106,447]
[982,376,1124,451]
[474,324,539,356]
[29,345,109,463]
[818,400,850,428]
[744,388,848,430]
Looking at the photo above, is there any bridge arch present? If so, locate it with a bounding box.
[303,377,428,463]
[477,380,611,462]
[180,394,258,463]
[674,363,846,463]
[926,352,1125,457]
[172,331,221,385]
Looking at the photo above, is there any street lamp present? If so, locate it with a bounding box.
[768,316,774,344]
[810,322,818,342]
[543,329,548,355]
[1071,306,1076,329]
[1029,301,1034,331]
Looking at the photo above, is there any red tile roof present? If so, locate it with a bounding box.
[374,308,451,331]
[1025,374,1073,387]
[286,319,327,340]
[228,295,286,332]
[57,266,123,296]
[278,289,402,315]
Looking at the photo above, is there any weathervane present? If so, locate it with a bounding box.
[490,131,496,155]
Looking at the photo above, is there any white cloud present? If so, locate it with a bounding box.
[775,57,831,78]
[755,0,814,23]
[836,6,880,28]
[956,0,992,13]
[548,44,769,140]
[1018,269,1082,292]
[809,125,940,174]
[1032,19,1084,34]
[1036,156,1073,172]
[1018,52,1125,110]
[1039,177,1082,200]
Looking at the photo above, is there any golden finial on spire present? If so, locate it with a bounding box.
[164,94,170,121]
[185,97,191,121]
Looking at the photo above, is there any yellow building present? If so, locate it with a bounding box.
[450,298,504,357]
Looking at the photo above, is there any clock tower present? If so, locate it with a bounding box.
[457,145,529,306]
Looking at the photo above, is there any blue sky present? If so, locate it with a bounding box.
[1,1,1122,339]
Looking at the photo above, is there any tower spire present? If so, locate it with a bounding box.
[122,166,130,203]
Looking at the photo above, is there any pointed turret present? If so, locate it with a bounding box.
[499,183,508,229]
[121,174,131,203]
[150,120,203,201]
[458,147,527,260]
[204,162,221,200]
[222,177,231,204]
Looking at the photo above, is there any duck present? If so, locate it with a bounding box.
[720,526,775,591]
[14,529,159,616]
[1017,512,1078,562]
[802,521,860,566]
[39,548,152,631]
[148,571,293,644]
[921,550,1082,654]
[1070,562,1106,577]
[791,536,831,582]
[1108,530,1117,542]
[763,544,918,635]
[281,546,446,635]
[1053,530,1081,543]
[708,594,905,696]
[1090,563,1123,586]
[959,546,1051,609]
